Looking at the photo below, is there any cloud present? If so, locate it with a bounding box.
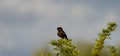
[0,0,120,56]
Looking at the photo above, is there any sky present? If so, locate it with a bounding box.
[0,0,120,56]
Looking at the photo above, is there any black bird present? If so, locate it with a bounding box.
[57,27,68,40]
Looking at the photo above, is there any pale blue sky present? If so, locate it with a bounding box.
[0,0,120,56]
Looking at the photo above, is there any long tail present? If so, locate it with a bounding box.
[65,37,68,40]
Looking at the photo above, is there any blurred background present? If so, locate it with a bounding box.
[0,0,120,56]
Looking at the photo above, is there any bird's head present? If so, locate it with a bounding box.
[57,27,63,31]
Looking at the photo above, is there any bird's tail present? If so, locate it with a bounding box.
[65,37,68,40]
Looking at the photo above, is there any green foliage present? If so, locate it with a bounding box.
[49,38,81,56]
[107,45,118,56]
[33,21,119,56]
[91,22,117,56]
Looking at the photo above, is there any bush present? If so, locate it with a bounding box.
[49,39,81,56]
[33,21,119,56]
[91,22,117,56]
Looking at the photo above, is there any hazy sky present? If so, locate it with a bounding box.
[0,0,120,56]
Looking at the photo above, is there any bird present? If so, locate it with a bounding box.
[57,27,68,40]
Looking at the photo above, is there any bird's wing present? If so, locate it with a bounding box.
[63,31,68,39]
[63,31,66,35]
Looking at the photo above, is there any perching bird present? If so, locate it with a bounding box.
[57,27,68,40]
